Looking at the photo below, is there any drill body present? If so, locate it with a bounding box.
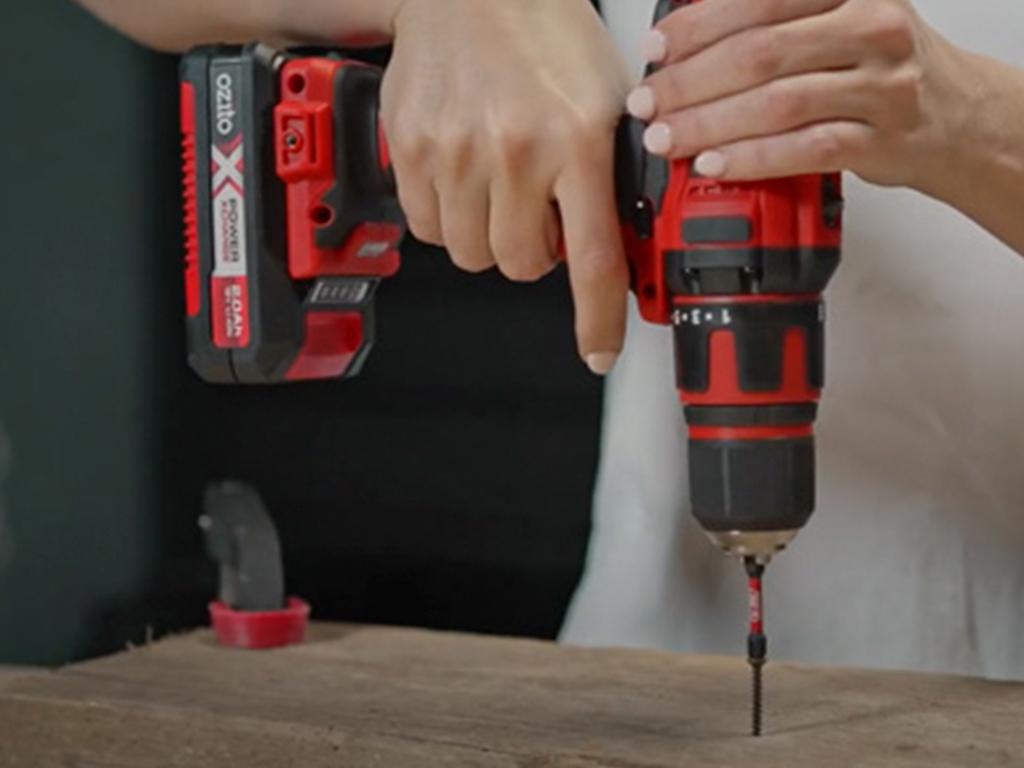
[625,0,843,560]
[629,126,842,559]
[179,35,842,560]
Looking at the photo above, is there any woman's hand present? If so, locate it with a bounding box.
[383,0,633,374]
[626,0,970,197]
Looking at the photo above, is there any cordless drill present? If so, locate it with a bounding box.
[179,0,842,733]
[623,1,841,733]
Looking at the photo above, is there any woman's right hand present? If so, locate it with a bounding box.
[382,0,634,375]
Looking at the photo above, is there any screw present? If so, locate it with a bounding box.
[750,657,764,737]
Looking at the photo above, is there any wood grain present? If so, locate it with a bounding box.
[0,666,36,693]
[2,624,1023,767]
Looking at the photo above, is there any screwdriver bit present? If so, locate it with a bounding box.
[744,557,767,737]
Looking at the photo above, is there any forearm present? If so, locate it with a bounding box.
[75,0,406,53]
[916,39,1024,258]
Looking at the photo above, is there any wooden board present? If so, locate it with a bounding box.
[0,666,36,693]
[2,624,1023,767]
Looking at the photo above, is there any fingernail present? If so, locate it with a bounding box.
[694,150,727,177]
[586,352,619,376]
[643,123,673,155]
[626,86,656,121]
[642,29,667,63]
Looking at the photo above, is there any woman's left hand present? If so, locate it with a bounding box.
[626,0,970,192]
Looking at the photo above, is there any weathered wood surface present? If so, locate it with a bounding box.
[0,666,35,693]
[2,624,1023,767]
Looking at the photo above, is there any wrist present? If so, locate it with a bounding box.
[268,0,410,46]
[909,35,1020,211]
[902,31,969,203]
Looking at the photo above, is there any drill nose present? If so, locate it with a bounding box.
[705,529,799,562]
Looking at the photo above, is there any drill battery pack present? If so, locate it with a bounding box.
[179,43,403,384]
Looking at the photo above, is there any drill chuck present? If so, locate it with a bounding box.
[672,292,834,560]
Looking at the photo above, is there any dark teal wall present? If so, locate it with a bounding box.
[0,0,175,664]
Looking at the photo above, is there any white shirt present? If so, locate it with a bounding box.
[562,0,1024,681]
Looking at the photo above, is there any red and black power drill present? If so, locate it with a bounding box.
[178,0,842,734]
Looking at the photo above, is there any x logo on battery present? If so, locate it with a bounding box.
[212,143,244,195]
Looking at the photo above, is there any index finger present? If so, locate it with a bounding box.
[649,0,846,66]
[554,140,629,376]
